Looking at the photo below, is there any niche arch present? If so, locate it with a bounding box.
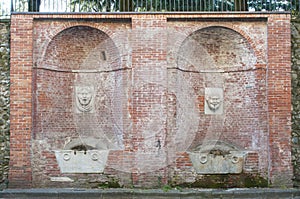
[167,25,267,155]
[36,23,117,66]
[33,25,126,151]
[42,25,121,71]
[170,24,264,66]
[177,26,257,72]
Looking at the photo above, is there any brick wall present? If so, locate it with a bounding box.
[268,15,293,186]
[9,13,292,188]
[9,15,33,188]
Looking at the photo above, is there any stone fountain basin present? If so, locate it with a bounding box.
[188,151,246,174]
[54,150,109,173]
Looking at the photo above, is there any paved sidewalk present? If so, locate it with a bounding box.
[0,188,300,199]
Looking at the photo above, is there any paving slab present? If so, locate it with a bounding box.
[0,188,300,199]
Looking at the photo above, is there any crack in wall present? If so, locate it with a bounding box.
[33,66,132,73]
[167,67,266,74]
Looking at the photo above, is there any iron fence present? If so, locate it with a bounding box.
[4,0,299,14]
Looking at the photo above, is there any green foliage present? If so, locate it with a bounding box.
[70,0,115,12]
[248,0,293,11]
[162,184,172,192]
[70,0,234,12]
[11,0,298,12]
[68,0,296,12]
[69,0,136,12]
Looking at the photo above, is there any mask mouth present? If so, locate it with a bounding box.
[207,100,221,111]
[209,103,220,111]
[79,97,91,105]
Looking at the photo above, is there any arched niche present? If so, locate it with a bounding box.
[43,25,121,71]
[167,26,267,155]
[177,26,256,72]
[33,25,126,151]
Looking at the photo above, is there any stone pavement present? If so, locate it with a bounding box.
[0,188,300,199]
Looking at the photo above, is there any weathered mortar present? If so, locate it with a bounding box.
[0,19,10,189]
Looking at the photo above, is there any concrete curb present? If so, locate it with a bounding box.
[0,188,300,199]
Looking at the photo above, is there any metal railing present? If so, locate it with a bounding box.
[4,0,299,14]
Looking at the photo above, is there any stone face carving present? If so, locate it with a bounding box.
[75,86,95,113]
[205,88,223,114]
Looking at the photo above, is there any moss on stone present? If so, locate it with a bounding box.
[243,174,268,187]
[171,173,268,188]
[96,179,122,189]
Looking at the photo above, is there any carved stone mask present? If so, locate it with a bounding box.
[75,86,94,113]
[205,88,223,114]
[206,95,222,111]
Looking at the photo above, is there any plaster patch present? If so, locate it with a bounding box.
[50,177,74,182]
